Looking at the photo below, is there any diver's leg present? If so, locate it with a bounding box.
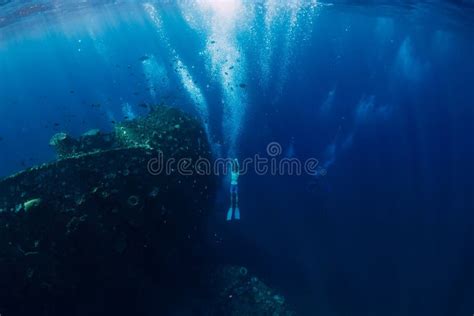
[234,190,240,220]
[227,191,234,221]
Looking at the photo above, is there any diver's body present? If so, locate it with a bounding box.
[227,159,240,221]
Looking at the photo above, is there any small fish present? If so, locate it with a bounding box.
[239,83,247,88]
[110,120,116,124]
[139,55,150,62]
[210,40,216,44]
[229,66,234,70]
[138,103,149,108]
[54,123,60,127]
[91,103,101,108]
[69,90,75,94]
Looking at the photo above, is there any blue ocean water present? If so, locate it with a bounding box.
[0,1,473,315]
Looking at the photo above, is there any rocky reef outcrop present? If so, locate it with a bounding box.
[206,266,296,316]
[0,105,295,316]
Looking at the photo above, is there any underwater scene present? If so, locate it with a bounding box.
[0,0,473,315]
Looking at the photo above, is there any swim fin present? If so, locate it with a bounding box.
[226,208,233,221]
[234,207,240,220]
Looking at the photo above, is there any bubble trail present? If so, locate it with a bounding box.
[143,3,213,149]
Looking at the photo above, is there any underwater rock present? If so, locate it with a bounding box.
[206,266,296,316]
[114,105,206,161]
[0,105,216,316]
[49,106,207,162]
[0,105,292,315]
[48,132,79,158]
[49,128,116,159]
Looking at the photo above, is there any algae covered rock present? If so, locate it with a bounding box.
[0,105,295,316]
[48,132,79,159]
[49,106,210,162]
[49,128,116,159]
[0,105,216,316]
[114,105,210,165]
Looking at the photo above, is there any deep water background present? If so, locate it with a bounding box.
[1,1,474,315]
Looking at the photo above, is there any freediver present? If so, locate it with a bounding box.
[227,158,240,221]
